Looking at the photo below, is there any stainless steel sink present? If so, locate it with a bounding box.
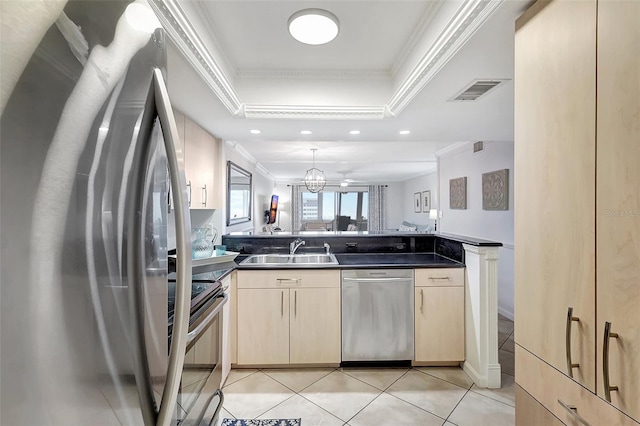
[239,253,338,266]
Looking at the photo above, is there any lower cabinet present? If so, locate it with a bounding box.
[515,385,563,426]
[516,345,639,425]
[414,268,465,363]
[236,270,341,366]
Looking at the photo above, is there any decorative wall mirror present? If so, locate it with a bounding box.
[226,161,252,226]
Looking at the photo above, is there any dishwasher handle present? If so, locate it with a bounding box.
[342,277,414,283]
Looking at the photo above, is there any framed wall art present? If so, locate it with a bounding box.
[422,190,431,213]
[449,177,467,209]
[414,192,421,213]
[482,168,509,210]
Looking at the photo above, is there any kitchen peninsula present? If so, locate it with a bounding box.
[223,232,503,388]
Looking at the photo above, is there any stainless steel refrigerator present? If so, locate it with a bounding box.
[1,1,194,424]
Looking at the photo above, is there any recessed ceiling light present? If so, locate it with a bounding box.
[349,130,360,135]
[288,9,339,45]
[399,130,411,135]
[250,129,261,134]
[300,130,312,135]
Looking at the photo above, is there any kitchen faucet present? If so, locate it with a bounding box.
[289,238,305,255]
[323,242,331,255]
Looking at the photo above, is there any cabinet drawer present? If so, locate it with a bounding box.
[516,345,638,426]
[415,268,464,287]
[237,269,340,289]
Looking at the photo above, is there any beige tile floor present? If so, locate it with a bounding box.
[218,315,515,426]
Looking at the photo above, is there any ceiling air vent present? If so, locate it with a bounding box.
[449,79,509,101]
[473,141,484,153]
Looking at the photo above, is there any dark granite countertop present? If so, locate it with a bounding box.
[225,231,501,247]
[334,253,463,268]
[234,252,462,269]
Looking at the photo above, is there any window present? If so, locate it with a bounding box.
[300,189,368,230]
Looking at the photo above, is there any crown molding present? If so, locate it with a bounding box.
[388,0,504,117]
[149,0,242,115]
[390,0,444,78]
[243,105,387,120]
[434,141,473,158]
[153,0,504,120]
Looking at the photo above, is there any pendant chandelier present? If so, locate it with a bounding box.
[304,149,326,193]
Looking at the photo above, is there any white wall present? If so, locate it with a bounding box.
[386,182,404,230]
[223,143,276,235]
[401,172,438,229]
[438,141,514,320]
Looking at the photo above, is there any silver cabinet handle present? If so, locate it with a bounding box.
[566,307,580,377]
[420,289,424,313]
[603,321,619,402]
[557,399,591,426]
[202,184,207,207]
[428,276,451,280]
[281,291,284,317]
[152,68,192,426]
[294,290,297,318]
[186,180,192,207]
[277,278,301,285]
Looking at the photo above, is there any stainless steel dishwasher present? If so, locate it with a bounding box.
[341,269,414,362]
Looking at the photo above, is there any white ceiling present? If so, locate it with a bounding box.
[161,0,530,184]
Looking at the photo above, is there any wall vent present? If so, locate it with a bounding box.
[449,79,509,101]
[473,141,484,153]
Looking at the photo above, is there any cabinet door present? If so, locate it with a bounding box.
[596,0,640,419]
[415,286,464,362]
[290,288,341,364]
[237,289,289,365]
[184,116,219,209]
[514,0,596,391]
[515,385,563,426]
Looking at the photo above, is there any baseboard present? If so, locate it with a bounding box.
[498,305,514,321]
[462,361,503,389]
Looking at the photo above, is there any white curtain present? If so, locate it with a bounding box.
[291,185,302,231]
[368,185,387,232]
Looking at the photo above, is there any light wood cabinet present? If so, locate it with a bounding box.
[237,288,289,365]
[515,0,640,422]
[515,385,563,426]
[289,287,341,364]
[514,0,597,391]
[595,0,640,419]
[516,346,638,425]
[220,274,232,386]
[236,270,341,366]
[414,268,465,363]
[172,109,221,209]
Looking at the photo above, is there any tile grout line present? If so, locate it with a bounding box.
[262,367,337,394]
[330,368,414,424]
[443,388,471,424]
[412,368,475,391]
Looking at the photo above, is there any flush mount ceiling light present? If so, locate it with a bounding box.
[304,149,326,193]
[250,129,261,134]
[349,130,360,135]
[288,9,339,45]
[399,130,411,135]
[300,130,312,135]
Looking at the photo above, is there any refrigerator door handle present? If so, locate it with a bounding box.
[153,67,192,426]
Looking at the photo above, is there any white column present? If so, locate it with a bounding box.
[462,244,501,388]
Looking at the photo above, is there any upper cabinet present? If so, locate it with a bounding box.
[173,109,222,209]
[515,0,639,422]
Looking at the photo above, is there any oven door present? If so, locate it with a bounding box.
[176,291,227,425]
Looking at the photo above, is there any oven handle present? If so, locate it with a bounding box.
[187,293,228,347]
